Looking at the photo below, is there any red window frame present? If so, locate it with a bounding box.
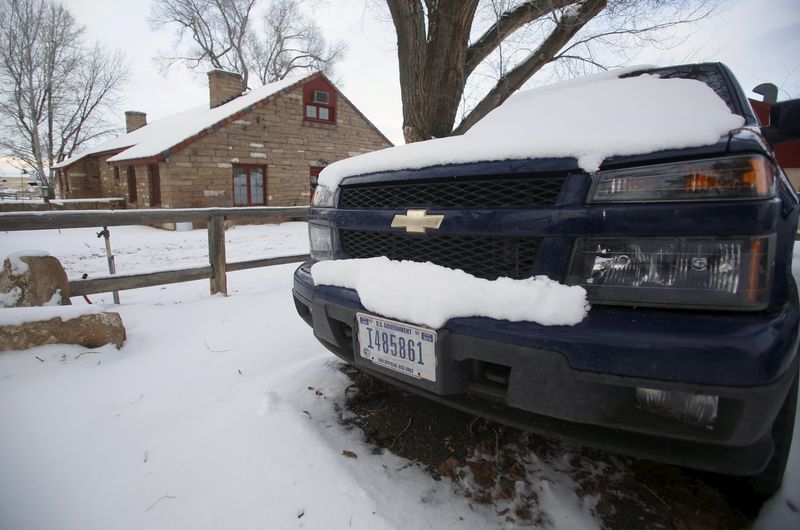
[126,166,137,203]
[302,81,336,125]
[147,164,161,207]
[304,103,335,124]
[232,164,267,206]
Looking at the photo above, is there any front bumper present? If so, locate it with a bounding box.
[293,261,799,475]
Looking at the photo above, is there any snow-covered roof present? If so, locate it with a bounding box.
[53,74,311,169]
[319,66,746,190]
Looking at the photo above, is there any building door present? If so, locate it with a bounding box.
[127,167,137,203]
[147,164,161,206]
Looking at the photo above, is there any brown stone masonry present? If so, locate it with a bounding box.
[158,80,391,209]
[208,70,245,109]
[55,73,391,207]
[125,111,147,133]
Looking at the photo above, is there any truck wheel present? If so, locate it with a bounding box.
[736,369,798,512]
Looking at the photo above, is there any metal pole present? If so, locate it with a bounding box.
[97,225,120,304]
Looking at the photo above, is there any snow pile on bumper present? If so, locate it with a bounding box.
[311,257,589,328]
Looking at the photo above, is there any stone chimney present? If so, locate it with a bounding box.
[125,111,147,133]
[208,70,244,108]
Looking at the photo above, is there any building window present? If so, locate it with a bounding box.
[147,164,161,207]
[126,167,137,203]
[303,82,336,124]
[305,103,334,123]
[113,167,120,181]
[233,164,266,206]
[312,90,330,104]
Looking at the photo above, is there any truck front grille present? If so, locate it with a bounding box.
[338,174,566,209]
[340,230,541,280]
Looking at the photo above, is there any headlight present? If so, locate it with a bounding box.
[309,224,334,260]
[312,185,336,207]
[589,155,776,203]
[566,236,772,309]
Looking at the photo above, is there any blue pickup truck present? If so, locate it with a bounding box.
[293,63,800,503]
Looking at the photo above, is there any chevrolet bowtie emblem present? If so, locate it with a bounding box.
[391,209,444,234]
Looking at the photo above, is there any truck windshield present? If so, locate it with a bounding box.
[623,64,736,114]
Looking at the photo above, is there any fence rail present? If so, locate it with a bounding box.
[1,206,310,298]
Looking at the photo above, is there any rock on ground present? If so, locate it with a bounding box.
[0,312,126,351]
[0,255,70,307]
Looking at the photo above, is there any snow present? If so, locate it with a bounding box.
[0,192,44,204]
[50,198,124,204]
[0,286,21,307]
[0,223,309,294]
[44,290,63,306]
[54,74,310,168]
[311,257,589,328]
[0,225,797,530]
[318,71,745,189]
[6,249,50,275]
[0,305,103,326]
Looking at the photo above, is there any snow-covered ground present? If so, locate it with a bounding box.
[0,224,798,529]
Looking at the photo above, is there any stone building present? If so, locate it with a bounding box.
[53,70,392,208]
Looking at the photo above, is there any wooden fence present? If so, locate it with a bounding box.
[0,206,310,299]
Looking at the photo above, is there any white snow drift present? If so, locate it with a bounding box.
[311,257,589,328]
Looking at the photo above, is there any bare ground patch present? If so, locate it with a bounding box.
[332,364,753,529]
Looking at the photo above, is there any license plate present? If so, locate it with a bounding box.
[356,313,437,382]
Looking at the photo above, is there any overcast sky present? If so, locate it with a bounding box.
[2,0,799,180]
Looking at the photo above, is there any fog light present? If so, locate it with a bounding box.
[309,224,333,260]
[636,388,718,428]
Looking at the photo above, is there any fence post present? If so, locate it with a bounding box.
[98,225,120,304]
[208,215,227,295]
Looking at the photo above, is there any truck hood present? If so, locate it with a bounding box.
[320,72,747,190]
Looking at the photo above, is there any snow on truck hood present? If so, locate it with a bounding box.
[318,69,746,190]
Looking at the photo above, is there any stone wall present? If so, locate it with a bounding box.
[63,156,101,199]
[98,163,155,208]
[157,82,392,209]
[57,77,391,210]
[99,159,125,201]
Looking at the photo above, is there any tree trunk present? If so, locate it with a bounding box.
[387,0,479,143]
[387,0,620,143]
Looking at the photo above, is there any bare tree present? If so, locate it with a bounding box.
[150,0,256,88]
[0,0,128,196]
[150,0,344,88]
[385,0,718,143]
[249,0,344,85]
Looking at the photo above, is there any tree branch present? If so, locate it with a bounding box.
[454,0,607,135]
[466,0,578,77]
